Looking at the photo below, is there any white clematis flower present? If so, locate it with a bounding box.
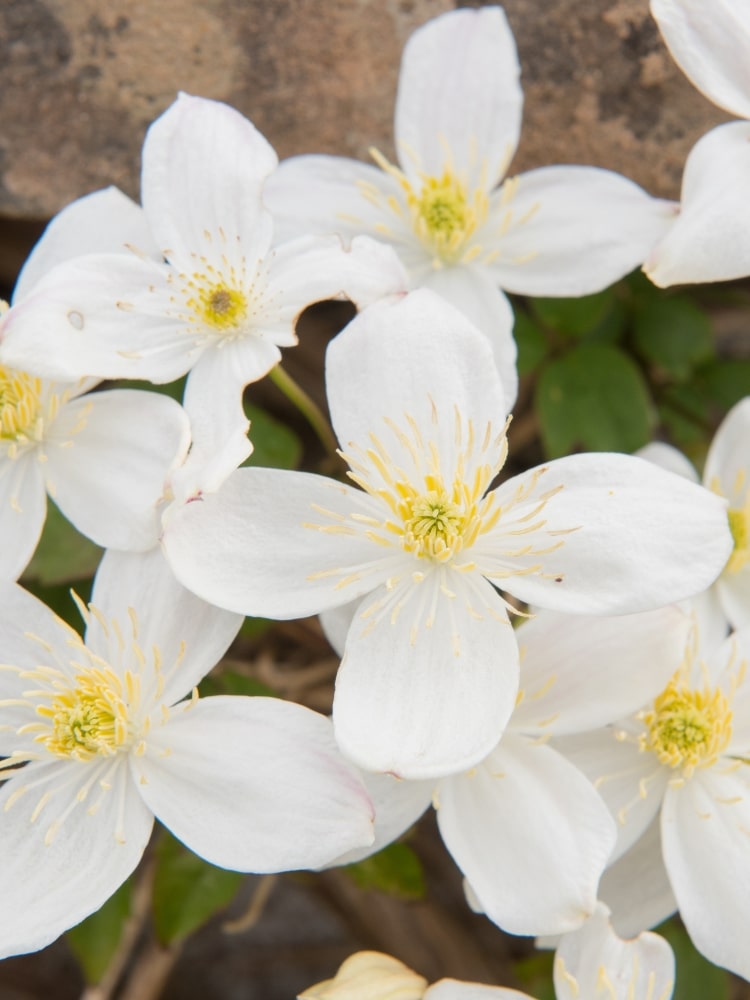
[646,0,750,285]
[555,609,750,981]
[0,94,407,485]
[162,290,732,780]
[639,396,750,630]
[266,5,676,407]
[0,188,191,580]
[0,547,375,959]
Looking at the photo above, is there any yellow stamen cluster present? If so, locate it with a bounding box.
[641,675,732,777]
[727,502,750,574]
[399,480,487,562]
[193,284,248,331]
[37,667,134,762]
[0,366,45,450]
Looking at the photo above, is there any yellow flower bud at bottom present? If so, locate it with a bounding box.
[299,951,428,1000]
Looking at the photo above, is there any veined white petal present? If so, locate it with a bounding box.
[333,574,518,779]
[662,770,750,980]
[0,452,46,582]
[512,607,690,735]
[44,389,190,552]
[483,166,676,296]
[436,735,615,936]
[420,266,518,411]
[480,452,732,614]
[13,187,155,305]
[86,548,243,705]
[394,6,522,191]
[0,757,153,959]
[162,466,399,618]
[134,696,375,872]
[645,122,750,286]
[651,0,750,119]
[142,93,277,274]
[553,902,675,1000]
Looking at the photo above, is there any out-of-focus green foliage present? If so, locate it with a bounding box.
[66,880,132,985]
[659,918,730,1000]
[344,842,426,900]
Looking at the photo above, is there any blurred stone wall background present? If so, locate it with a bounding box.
[0,0,731,290]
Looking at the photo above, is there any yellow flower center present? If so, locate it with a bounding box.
[727,503,750,573]
[187,281,248,332]
[641,676,732,776]
[0,366,44,446]
[400,486,472,562]
[38,667,133,762]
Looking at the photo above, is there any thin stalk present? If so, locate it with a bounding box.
[269,364,338,459]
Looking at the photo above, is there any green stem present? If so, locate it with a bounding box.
[269,364,338,459]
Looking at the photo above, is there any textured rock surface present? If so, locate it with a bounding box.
[0,0,731,225]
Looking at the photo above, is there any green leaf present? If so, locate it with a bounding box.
[633,297,714,380]
[244,403,302,470]
[530,289,615,339]
[66,879,132,985]
[658,918,730,1000]
[152,830,245,945]
[513,950,555,1000]
[198,668,278,699]
[657,383,712,453]
[514,310,549,376]
[535,343,656,457]
[344,842,425,900]
[23,500,102,586]
[699,359,750,410]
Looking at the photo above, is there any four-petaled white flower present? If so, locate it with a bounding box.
[646,0,750,285]
[0,547,375,959]
[266,5,677,407]
[161,289,732,779]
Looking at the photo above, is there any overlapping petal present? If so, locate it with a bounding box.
[0,453,46,582]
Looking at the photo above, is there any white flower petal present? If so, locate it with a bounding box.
[485,166,676,296]
[427,983,530,1000]
[704,396,750,503]
[420,266,518,410]
[264,154,395,245]
[645,122,750,286]
[716,570,750,631]
[599,815,677,937]
[13,187,154,305]
[394,7,522,190]
[134,696,375,872]
[142,93,277,273]
[436,735,615,936]
[326,289,508,487]
[44,389,190,551]
[636,440,699,481]
[0,453,46,582]
[0,253,194,383]
[651,0,750,119]
[86,548,243,705]
[325,771,433,867]
[512,607,691,735]
[162,466,394,618]
[0,758,153,959]
[662,771,750,979]
[333,575,518,779]
[482,452,732,614]
[553,902,675,1000]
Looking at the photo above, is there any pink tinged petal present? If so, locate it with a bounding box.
[43,389,190,552]
[0,757,153,959]
[13,187,155,305]
[645,122,750,286]
[427,983,531,1000]
[661,770,750,980]
[637,441,699,482]
[651,0,750,119]
[420,266,518,411]
[512,607,691,735]
[436,735,616,936]
[326,289,509,489]
[484,166,677,296]
[0,253,195,383]
[599,815,677,937]
[142,92,277,273]
[134,696,375,871]
[394,7,522,191]
[480,452,733,614]
[325,771,433,867]
[162,466,396,618]
[0,453,46,581]
[264,154,399,245]
[553,729,668,865]
[553,902,675,1000]
[333,575,518,780]
[86,548,243,705]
